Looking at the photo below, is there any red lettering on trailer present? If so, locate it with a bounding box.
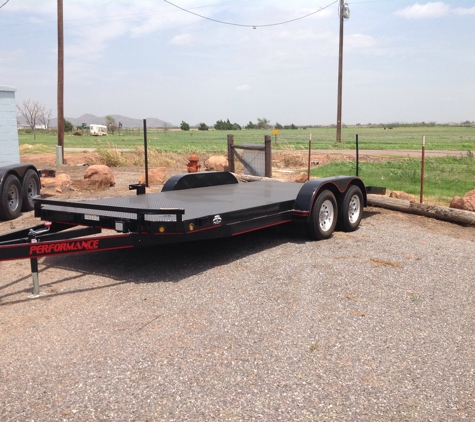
[29,239,100,256]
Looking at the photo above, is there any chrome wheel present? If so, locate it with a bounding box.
[7,183,20,212]
[22,169,40,211]
[319,199,335,232]
[338,185,364,232]
[347,194,361,224]
[307,190,338,240]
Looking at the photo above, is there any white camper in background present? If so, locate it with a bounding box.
[90,124,107,136]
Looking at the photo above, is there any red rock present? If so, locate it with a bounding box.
[84,165,115,187]
[293,172,309,183]
[450,189,475,211]
[205,156,229,172]
[390,190,415,202]
[41,173,71,189]
[138,168,167,185]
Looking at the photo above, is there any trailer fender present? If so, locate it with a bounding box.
[0,163,38,186]
[293,176,367,221]
[162,171,238,192]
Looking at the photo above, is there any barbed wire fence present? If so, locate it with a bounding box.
[308,136,475,206]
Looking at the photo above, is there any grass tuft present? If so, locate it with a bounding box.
[95,141,127,167]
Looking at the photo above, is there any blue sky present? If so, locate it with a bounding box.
[1,0,474,126]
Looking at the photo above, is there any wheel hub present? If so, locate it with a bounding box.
[319,199,334,231]
[348,195,361,223]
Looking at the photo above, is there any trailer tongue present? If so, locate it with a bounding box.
[0,171,383,297]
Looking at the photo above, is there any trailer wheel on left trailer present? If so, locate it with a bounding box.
[21,169,40,211]
[0,174,23,220]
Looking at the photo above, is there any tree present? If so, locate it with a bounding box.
[38,108,52,130]
[64,119,73,132]
[245,121,256,130]
[257,117,270,129]
[105,115,117,134]
[275,122,283,130]
[198,123,209,131]
[180,121,190,131]
[214,119,241,130]
[105,115,115,126]
[78,123,87,134]
[214,119,231,130]
[16,99,49,140]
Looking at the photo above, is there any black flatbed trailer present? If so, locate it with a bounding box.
[0,172,384,297]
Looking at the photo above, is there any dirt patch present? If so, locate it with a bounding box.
[21,152,183,199]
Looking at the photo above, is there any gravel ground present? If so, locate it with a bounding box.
[1,206,475,421]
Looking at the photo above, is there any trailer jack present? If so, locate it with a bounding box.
[28,222,52,298]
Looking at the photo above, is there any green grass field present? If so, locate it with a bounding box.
[310,155,475,204]
[19,125,475,154]
[19,126,475,205]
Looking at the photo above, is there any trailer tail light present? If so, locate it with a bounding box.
[188,223,195,231]
[38,169,56,178]
[159,226,166,233]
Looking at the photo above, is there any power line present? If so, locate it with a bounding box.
[1,1,254,36]
[348,0,399,4]
[0,0,10,10]
[2,0,337,38]
[0,0,263,28]
[163,0,339,28]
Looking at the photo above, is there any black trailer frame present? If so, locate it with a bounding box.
[0,171,384,297]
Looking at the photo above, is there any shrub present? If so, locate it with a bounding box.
[95,141,127,167]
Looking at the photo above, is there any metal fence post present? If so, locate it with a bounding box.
[143,119,149,188]
[307,134,312,181]
[356,134,359,177]
[420,135,425,203]
[227,134,235,173]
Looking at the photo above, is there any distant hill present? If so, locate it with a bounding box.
[47,114,175,128]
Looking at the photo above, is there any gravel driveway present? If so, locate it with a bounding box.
[1,207,474,421]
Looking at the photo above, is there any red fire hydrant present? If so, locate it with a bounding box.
[187,153,201,173]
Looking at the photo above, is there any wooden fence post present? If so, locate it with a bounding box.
[264,135,272,178]
[227,134,235,173]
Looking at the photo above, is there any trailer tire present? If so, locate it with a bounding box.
[22,169,40,211]
[307,190,337,240]
[0,175,23,221]
[339,185,363,232]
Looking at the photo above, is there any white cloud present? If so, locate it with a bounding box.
[236,85,250,91]
[346,34,376,50]
[295,7,333,20]
[453,6,475,15]
[277,30,319,41]
[1,1,55,14]
[0,49,25,63]
[395,2,450,19]
[169,33,193,45]
[66,20,130,61]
